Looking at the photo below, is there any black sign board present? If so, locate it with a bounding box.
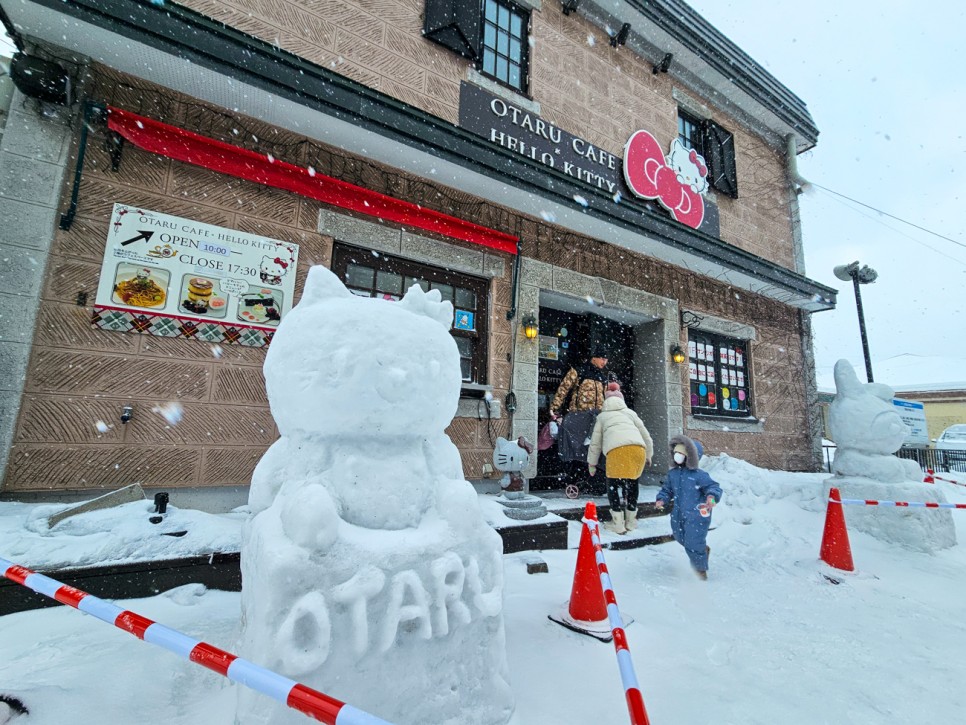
[458,82,720,237]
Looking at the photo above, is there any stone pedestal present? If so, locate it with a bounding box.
[496,492,548,521]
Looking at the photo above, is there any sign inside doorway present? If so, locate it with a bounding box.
[91,203,300,347]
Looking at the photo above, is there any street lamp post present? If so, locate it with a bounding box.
[833,261,878,383]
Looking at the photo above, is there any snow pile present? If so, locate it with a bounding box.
[3,463,966,723]
[238,266,512,725]
[0,500,243,570]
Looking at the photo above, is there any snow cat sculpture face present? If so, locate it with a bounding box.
[828,359,908,455]
[263,265,462,437]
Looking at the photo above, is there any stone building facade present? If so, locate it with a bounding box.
[0,0,835,505]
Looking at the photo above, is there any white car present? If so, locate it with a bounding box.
[935,424,966,472]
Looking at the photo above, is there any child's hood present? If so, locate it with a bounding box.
[669,434,702,470]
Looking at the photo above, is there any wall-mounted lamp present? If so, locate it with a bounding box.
[522,314,539,340]
[561,0,580,15]
[120,405,134,424]
[670,345,686,364]
[610,22,631,47]
[652,52,673,74]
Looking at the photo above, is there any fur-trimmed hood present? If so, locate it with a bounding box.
[669,434,702,470]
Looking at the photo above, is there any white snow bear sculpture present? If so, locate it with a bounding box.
[828,359,921,483]
[238,266,513,725]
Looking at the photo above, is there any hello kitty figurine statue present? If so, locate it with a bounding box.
[238,266,514,725]
[826,359,955,551]
[492,436,548,521]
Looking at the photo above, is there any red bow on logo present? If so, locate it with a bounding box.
[273,257,289,269]
[688,149,708,178]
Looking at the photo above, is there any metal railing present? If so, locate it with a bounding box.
[822,445,966,474]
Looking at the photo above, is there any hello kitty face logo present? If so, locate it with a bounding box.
[667,139,709,195]
[260,245,295,287]
[623,130,709,229]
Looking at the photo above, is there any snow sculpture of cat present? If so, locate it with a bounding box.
[238,265,513,725]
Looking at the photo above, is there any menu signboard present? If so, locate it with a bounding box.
[93,204,299,346]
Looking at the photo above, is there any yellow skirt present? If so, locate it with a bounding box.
[606,445,646,479]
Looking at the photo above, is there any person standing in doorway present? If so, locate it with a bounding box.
[587,382,653,534]
[549,348,612,493]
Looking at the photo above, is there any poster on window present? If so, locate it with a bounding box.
[539,335,559,360]
[92,204,299,347]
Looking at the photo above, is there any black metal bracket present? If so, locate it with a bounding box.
[59,100,108,231]
[107,130,125,172]
[681,311,704,329]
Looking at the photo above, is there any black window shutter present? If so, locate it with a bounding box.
[423,0,482,60]
[702,120,738,198]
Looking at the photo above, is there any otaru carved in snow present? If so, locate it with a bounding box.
[238,266,513,725]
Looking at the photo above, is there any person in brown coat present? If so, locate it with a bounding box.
[549,349,612,493]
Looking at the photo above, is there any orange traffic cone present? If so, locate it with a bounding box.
[924,469,935,484]
[819,487,854,572]
[549,502,632,641]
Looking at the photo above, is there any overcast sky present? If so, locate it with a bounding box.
[686,0,966,387]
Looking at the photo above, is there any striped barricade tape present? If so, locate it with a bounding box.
[926,469,966,487]
[831,498,966,510]
[582,508,651,725]
[0,556,392,725]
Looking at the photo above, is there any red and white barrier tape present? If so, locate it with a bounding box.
[582,512,651,725]
[0,556,392,725]
[925,469,966,487]
[830,499,966,510]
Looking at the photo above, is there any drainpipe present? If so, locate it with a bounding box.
[786,134,810,191]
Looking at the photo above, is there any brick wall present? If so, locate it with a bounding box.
[178,0,797,269]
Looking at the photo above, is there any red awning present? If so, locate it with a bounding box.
[106,106,518,255]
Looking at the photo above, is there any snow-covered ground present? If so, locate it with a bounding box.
[3,456,966,724]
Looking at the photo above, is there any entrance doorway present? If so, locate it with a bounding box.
[532,307,636,491]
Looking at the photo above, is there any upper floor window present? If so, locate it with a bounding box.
[481,0,529,93]
[331,244,490,384]
[687,331,752,418]
[676,110,739,198]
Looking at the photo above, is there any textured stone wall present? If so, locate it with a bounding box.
[178,0,797,269]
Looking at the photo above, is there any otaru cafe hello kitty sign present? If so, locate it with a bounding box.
[459,83,715,232]
[92,203,299,347]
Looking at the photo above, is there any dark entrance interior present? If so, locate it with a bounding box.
[533,308,636,491]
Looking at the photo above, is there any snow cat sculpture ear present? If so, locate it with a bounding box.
[398,282,454,329]
[833,359,864,398]
[300,265,352,304]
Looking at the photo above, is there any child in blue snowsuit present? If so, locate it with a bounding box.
[655,435,722,580]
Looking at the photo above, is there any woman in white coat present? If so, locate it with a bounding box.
[587,382,654,534]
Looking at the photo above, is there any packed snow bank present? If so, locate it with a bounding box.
[3,464,966,724]
[0,500,244,570]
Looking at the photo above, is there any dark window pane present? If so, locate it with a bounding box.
[346,263,374,289]
[455,287,476,309]
[405,276,428,293]
[376,270,402,295]
[460,358,471,380]
[454,336,473,357]
[433,282,454,302]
